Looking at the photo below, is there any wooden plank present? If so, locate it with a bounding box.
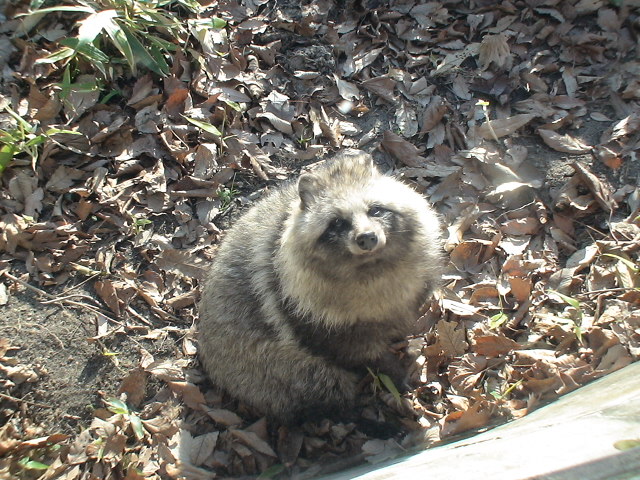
[320,362,640,480]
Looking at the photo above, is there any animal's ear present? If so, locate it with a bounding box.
[348,152,379,176]
[298,173,322,210]
[355,152,375,170]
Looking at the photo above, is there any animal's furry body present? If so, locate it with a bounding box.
[198,152,442,423]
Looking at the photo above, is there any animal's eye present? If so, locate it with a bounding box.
[329,217,350,231]
[368,206,386,217]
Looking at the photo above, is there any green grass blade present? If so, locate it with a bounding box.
[120,24,168,75]
[548,289,581,310]
[102,18,136,74]
[603,253,639,272]
[20,5,95,15]
[60,38,110,64]
[24,135,47,149]
[183,116,222,136]
[37,47,76,64]
[77,9,118,48]
[148,43,170,74]
[147,34,178,53]
[44,128,82,136]
[378,372,402,404]
[0,144,17,175]
[104,398,129,415]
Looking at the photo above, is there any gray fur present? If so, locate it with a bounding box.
[197,152,442,423]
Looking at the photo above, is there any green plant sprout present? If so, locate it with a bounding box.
[0,105,80,176]
[489,311,509,329]
[602,253,639,273]
[217,185,240,212]
[132,215,153,234]
[546,289,584,343]
[490,379,523,400]
[367,367,402,404]
[104,398,145,441]
[18,457,49,471]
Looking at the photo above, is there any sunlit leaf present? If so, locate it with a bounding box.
[183,116,222,136]
[0,144,17,175]
[60,38,110,63]
[378,373,402,404]
[120,24,169,75]
[77,9,118,48]
[130,413,145,440]
[37,47,76,64]
[18,458,49,470]
[105,398,130,415]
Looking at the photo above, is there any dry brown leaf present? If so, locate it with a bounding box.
[333,74,360,101]
[395,101,418,137]
[277,426,304,468]
[602,114,640,143]
[472,335,522,357]
[437,320,468,358]
[46,166,85,193]
[449,239,495,273]
[14,433,70,452]
[538,129,591,154]
[594,145,622,169]
[102,432,127,461]
[231,429,277,457]
[362,438,403,464]
[447,354,487,394]
[167,381,206,410]
[204,407,243,427]
[434,43,480,76]
[508,276,532,303]
[419,96,446,134]
[94,279,122,317]
[571,162,616,212]
[477,114,535,140]
[164,88,189,119]
[478,34,511,70]
[117,368,148,408]
[127,74,156,106]
[156,249,209,280]
[380,130,426,167]
[440,401,492,437]
[190,432,219,466]
[360,76,397,103]
[500,217,540,236]
[575,0,604,15]
[28,86,61,121]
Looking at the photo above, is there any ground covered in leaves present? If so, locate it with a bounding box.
[1,0,640,478]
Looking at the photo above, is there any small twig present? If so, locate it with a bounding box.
[574,287,638,298]
[3,272,57,300]
[2,271,124,328]
[40,293,102,307]
[0,392,54,409]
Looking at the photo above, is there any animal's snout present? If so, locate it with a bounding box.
[356,232,378,251]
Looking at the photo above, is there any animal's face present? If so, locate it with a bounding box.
[289,160,423,270]
[317,201,392,257]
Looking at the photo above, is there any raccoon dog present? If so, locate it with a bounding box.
[198,151,442,423]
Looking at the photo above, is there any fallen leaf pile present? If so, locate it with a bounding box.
[1,0,639,478]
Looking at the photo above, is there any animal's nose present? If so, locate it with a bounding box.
[356,232,378,251]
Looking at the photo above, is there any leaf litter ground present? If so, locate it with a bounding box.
[1,0,640,478]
